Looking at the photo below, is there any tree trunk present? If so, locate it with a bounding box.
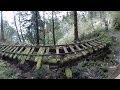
[67,11,69,16]
[43,11,45,45]
[18,14,25,43]
[0,11,5,42]
[91,18,95,31]
[73,11,79,43]
[52,11,56,45]
[103,18,108,31]
[35,11,39,45]
[48,30,50,45]
[99,11,103,27]
[82,12,87,22]
[13,12,22,43]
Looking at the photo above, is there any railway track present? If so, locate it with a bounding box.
[0,36,110,78]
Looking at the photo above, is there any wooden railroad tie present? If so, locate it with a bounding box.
[0,38,107,71]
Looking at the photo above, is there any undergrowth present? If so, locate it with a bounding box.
[0,60,17,79]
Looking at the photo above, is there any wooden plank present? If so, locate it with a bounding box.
[1,46,9,52]
[20,47,31,59]
[45,47,50,55]
[35,47,45,70]
[4,46,15,56]
[88,42,95,47]
[62,46,82,63]
[13,47,24,59]
[63,46,68,53]
[1,46,11,56]
[79,44,89,56]
[94,40,102,44]
[74,44,82,51]
[20,47,31,64]
[69,45,75,52]
[0,46,2,49]
[88,42,98,51]
[92,41,100,45]
[35,47,45,62]
[35,47,43,62]
[90,41,103,49]
[94,40,106,47]
[5,47,16,57]
[42,47,50,63]
[84,43,92,48]
[90,41,99,46]
[26,47,35,60]
[84,43,94,53]
[93,41,103,46]
[56,47,61,62]
[0,46,6,51]
[92,41,103,48]
[89,41,97,46]
[9,47,19,58]
[0,46,7,55]
[80,44,88,49]
[56,47,59,54]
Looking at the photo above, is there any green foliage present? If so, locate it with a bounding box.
[79,27,104,41]
[72,60,109,79]
[35,65,49,79]
[0,20,18,43]
[0,60,17,79]
[99,31,113,45]
[111,11,120,31]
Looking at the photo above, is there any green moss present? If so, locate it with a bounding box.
[48,59,57,64]
[65,68,72,79]
[20,47,31,64]
[35,47,45,70]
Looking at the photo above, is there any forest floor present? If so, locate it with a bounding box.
[0,59,21,79]
[107,30,120,78]
[108,30,120,64]
[0,30,120,79]
[0,59,34,79]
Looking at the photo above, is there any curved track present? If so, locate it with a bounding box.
[0,36,109,71]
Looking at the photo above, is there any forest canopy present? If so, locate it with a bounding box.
[0,11,119,45]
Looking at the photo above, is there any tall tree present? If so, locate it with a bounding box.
[13,12,22,43]
[89,11,95,31]
[18,12,25,43]
[52,11,56,45]
[43,11,45,45]
[73,11,79,43]
[35,11,40,45]
[30,11,40,44]
[0,11,5,42]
